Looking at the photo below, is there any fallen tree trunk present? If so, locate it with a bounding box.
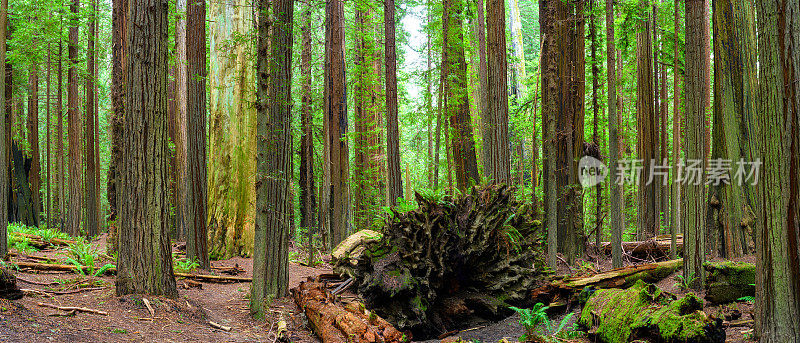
[12,261,251,283]
[703,261,754,304]
[579,280,725,343]
[335,185,544,339]
[292,277,404,343]
[1,267,24,300]
[589,235,683,256]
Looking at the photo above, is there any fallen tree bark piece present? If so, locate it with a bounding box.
[12,233,77,247]
[292,277,404,343]
[37,302,109,316]
[1,268,24,300]
[558,259,683,289]
[703,261,755,304]
[579,280,725,343]
[335,185,544,338]
[589,235,683,255]
[209,321,232,332]
[13,261,252,283]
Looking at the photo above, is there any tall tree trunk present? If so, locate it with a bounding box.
[85,0,99,237]
[474,0,488,173]
[709,0,757,258]
[590,0,601,249]
[67,0,82,237]
[426,3,434,187]
[323,0,350,249]
[185,0,209,269]
[670,0,681,259]
[46,48,51,228]
[541,0,558,269]
[173,0,188,241]
[683,0,709,290]
[56,24,65,232]
[636,0,658,240]
[116,0,177,298]
[207,0,257,258]
[0,0,7,258]
[443,0,479,191]
[27,65,41,227]
[385,0,401,205]
[754,0,800,340]
[299,6,317,264]
[108,0,127,252]
[484,0,510,184]
[606,0,622,268]
[252,0,293,314]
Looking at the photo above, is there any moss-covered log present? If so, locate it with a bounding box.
[291,277,404,343]
[703,261,754,304]
[334,185,544,339]
[1,268,23,300]
[579,280,725,343]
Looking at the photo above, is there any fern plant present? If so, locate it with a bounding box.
[510,304,584,342]
[674,272,698,291]
[173,254,200,273]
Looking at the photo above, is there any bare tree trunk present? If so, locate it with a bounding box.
[85,0,100,237]
[385,0,401,205]
[299,6,317,264]
[46,47,51,228]
[670,1,681,260]
[606,0,622,268]
[0,0,7,258]
[683,0,709,290]
[185,0,209,269]
[636,0,658,240]
[252,0,293,313]
[474,0,488,172]
[484,0,510,184]
[116,0,177,298]
[67,0,82,237]
[173,0,188,241]
[108,0,127,252]
[27,65,41,227]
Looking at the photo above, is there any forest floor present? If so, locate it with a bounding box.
[1,234,755,343]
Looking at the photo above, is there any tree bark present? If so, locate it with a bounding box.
[636,0,658,240]
[443,0,479,192]
[299,6,316,265]
[323,0,350,250]
[67,0,82,237]
[682,0,709,290]
[85,0,99,237]
[606,0,622,269]
[46,47,51,229]
[173,0,188,241]
[252,0,292,314]
[385,0,401,206]
[474,0,488,174]
[484,0,510,184]
[185,0,209,269]
[753,0,800,340]
[108,0,127,252]
[27,65,41,227]
[0,0,7,258]
[670,1,681,260]
[115,0,177,298]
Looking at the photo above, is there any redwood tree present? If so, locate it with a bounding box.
[67,0,82,236]
[108,0,127,252]
[115,0,177,297]
[385,0,402,205]
[299,6,316,261]
[0,0,7,258]
[85,0,100,237]
[606,0,622,269]
[484,0,510,184]
[252,0,293,314]
[27,65,41,227]
[636,0,658,240]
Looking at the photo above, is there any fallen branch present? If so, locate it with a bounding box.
[16,276,60,286]
[209,321,232,332]
[13,261,252,283]
[589,235,684,256]
[174,272,252,283]
[22,287,105,296]
[143,298,155,317]
[37,302,108,316]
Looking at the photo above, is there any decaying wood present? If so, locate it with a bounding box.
[173,272,252,283]
[37,302,109,315]
[589,234,683,255]
[210,264,245,275]
[1,267,24,300]
[12,261,251,283]
[23,287,105,296]
[209,321,232,331]
[292,277,404,343]
[143,297,155,317]
[335,185,544,338]
[10,233,77,249]
[703,261,754,304]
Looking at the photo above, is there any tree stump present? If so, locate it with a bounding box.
[0,268,23,300]
[334,185,545,339]
[703,261,755,304]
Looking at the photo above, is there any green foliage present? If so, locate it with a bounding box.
[510,304,584,342]
[674,272,698,291]
[173,254,200,274]
[59,241,113,276]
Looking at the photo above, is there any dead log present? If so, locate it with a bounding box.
[37,302,108,316]
[173,272,251,283]
[335,185,544,338]
[579,280,725,343]
[589,235,683,256]
[703,261,754,304]
[13,261,252,283]
[292,277,404,343]
[13,233,77,247]
[1,267,24,300]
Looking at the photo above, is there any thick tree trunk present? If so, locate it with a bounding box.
[45,48,51,228]
[636,0,658,240]
[590,0,601,249]
[443,0,479,191]
[173,0,188,241]
[299,6,316,264]
[606,0,622,268]
[207,0,257,258]
[709,0,757,258]
[474,0,488,174]
[115,0,177,298]
[67,0,82,237]
[0,0,6,257]
[185,0,209,269]
[85,0,99,237]
[683,0,709,290]
[56,28,65,233]
[27,65,41,227]
[385,0,401,206]
[753,0,800,340]
[670,1,681,260]
[252,0,292,314]
[484,0,510,184]
[323,0,350,250]
[108,0,127,252]
[541,0,558,269]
